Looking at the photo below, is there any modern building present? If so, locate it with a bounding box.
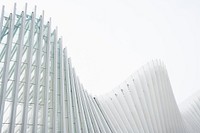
[0,4,197,133]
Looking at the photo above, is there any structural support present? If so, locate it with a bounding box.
[21,8,36,133]
[32,12,44,133]
[52,28,58,133]
[43,19,51,133]
[9,7,26,133]
[0,4,16,132]
[59,38,66,133]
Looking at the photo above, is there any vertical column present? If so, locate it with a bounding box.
[63,49,74,133]
[59,38,66,133]
[43,19,51,133]
[0,4,16,132]
[9,5,26,132]
[32,12,44,133]
[52,28,58,133]
[21,7,36,133]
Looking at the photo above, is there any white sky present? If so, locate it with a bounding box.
[1,0,200,103]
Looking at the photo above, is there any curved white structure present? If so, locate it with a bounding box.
[96,60,188,133]
[0,4,198,133]
[180,91,200,133]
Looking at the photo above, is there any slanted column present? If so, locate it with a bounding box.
[52,28,58,133]
[21,7,36,133]
[59,38,66,133]
[0,4,16,132]
[63,49,74,133]
[9,6,26,132]
[68,59,82,133]
[72,74,88,132]
[43,19,51,133]
[32,12,44,133]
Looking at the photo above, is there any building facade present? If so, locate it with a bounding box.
[0,4,197,133]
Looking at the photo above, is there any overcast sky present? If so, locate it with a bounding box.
[1,0,200,103]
